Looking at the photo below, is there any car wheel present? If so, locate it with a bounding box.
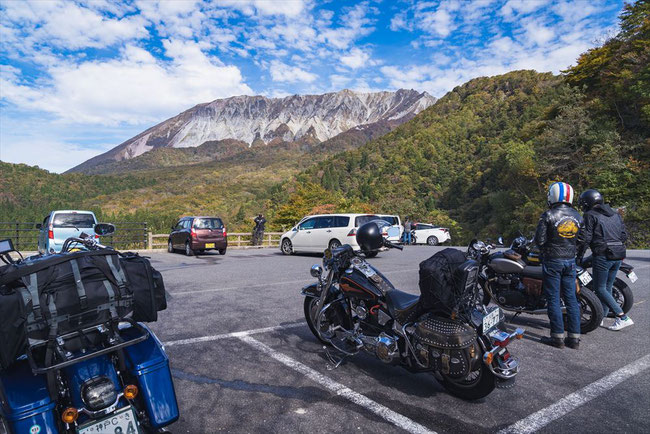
[328,239,342,250]
[219,248,227,255]
[427,236,439,246]
[167,240,174,253]
[185,241,194,256]
[281,238,294,255]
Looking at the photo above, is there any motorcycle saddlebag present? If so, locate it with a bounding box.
[413,313,479,377]
[418,248,475,317]
[119,253,167,322]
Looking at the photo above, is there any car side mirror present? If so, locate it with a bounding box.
[35,223,42,229]
[94,223,115,236]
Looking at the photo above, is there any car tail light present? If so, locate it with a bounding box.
[381,231,388,236]
[347,228,356,236]
[191,228,197,239]
[223,227,227,237]
[95,234,100,239]
[48,225,54,239]
[442,228,449,233]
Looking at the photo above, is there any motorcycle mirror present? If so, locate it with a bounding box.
[497,236,504,246]
[310,264,323,278]
[94,223,116,236]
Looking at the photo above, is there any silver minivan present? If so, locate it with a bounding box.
[37,210,98,254]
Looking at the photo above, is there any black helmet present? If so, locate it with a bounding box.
[578,189,604,212]
[356,222,383,252]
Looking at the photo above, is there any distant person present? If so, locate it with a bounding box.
[535,182,582,349]
[403,217,412,245]
[577,189,633,331]
[253,213,266,246]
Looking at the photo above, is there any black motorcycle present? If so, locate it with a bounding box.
[509,236,635,318]
[472,238,604,333]
[300,224,523,400]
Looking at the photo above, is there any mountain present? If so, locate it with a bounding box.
[69,89,435,173]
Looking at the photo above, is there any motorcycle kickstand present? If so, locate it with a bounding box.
[510,312,521,322]
[324,346,347,370]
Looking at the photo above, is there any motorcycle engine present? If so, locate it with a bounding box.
[375,334,399,364]
[495,275,527,307]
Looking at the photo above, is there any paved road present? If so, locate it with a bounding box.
[145,246,649,433]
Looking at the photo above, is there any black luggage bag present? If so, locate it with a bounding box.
[0,250,166,370]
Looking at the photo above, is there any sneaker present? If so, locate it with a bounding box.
[540,336,564,348]
[608,316,634,331]
[600,319,608,328]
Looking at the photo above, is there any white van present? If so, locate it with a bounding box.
[280,213,379,255]
[377,215,402,243]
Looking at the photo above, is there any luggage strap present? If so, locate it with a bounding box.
[69,259,88,309]
[45,293,59,401]
[19,273,42,321]
[106,255,128,293]
[102,280,119,320]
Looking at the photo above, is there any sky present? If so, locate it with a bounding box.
[0,0,625,173]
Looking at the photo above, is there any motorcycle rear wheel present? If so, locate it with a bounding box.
[439,362,496,400]
[572,288,604,333]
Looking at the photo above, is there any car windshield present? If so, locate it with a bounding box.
[380,216,398,225]
[370,219,390,228]
[52,213,95,228]
[355,215,379,227]
[194,218,223,229]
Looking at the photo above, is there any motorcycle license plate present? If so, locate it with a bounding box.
[628,271,638,283]
[77,406,140,434]
[578,271,592,286]
[205,243,215,248]
[482,307,500,334]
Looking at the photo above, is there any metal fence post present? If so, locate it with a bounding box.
[147,231,153,250]
[15,222,19,250]
[143,222,148,250]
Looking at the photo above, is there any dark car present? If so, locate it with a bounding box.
[168,216,227,256]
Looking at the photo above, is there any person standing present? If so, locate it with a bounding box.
[403,217,412,245]
[577,189,633,331]
[253,214,266,246]
[534,182,583,349]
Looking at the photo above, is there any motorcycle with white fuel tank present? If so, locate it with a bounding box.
[300,222,524,400]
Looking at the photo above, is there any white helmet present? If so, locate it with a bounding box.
[547,182,574,206]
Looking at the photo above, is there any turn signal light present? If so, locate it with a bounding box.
[61,407,79,424]
[483,352,494,365]
[124,384,139,400]
[515,332,524,339]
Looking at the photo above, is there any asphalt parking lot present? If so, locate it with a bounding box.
[146,246,649,433]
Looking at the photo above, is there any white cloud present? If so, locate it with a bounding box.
[0,42,252,125]
[340,48,372,69]
[269,60,317,83]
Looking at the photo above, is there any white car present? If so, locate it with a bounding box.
[280,213,379,255]
[412,223,451,246]
[377,215,402,243]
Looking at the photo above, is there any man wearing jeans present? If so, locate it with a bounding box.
[577,189,633,331]
[534,182,583,349]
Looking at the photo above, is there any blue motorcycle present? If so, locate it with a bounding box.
[0,226,178,434]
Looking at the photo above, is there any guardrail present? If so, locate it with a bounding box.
[150,232,283,249]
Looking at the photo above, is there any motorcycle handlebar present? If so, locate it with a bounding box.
[383,239,403,251]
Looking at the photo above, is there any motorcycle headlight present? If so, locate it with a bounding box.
[81,377,117,411]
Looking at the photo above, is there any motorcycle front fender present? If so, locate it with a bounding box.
[301,282,321,298]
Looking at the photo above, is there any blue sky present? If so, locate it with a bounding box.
[0,0,625,173]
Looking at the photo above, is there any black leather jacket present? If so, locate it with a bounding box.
[534,203,583,260]
[577,204,627,258]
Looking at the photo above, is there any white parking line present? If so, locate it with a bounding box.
[498,353,650,434]
[172,268,419,296]
[239,335,436,434]
[164,322,305,347]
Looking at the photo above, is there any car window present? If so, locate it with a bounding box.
[355,215,379,227]
[334,216,350,227]
[52,213,96,228]
[315,216,334,229]
[184,220,192,229]
[194,218,223,229]
[416,224,434,230]
[299,218,317,230]
[380,216,398,225]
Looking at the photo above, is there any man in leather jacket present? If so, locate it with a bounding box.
[577,189,633,331]
[534,182,582,349]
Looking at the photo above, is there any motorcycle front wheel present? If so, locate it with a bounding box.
[304,297,336,345]
[439,362,496,400]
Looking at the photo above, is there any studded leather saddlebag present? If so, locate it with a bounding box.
[413,313,480,377]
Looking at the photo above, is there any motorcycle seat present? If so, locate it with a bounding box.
[522,266,543,279]
[386,289,422,324]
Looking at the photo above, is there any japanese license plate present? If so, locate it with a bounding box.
[578,271,592,286]
[77,406,140,434]
[482,307,500,334]
[627,271,637,283]
[205,243,215,248]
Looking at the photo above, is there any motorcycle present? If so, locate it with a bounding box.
[0,225,178,434]
[301,233,524,400]
[472,238,604,333]
[509,236,635,318]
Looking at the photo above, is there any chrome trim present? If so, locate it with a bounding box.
[78,392,124,418]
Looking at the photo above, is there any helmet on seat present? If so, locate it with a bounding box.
[547,182,575,206]
[356,222,383,252]
[578,189,604,212]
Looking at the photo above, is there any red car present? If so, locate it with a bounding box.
[168,216,227,255]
